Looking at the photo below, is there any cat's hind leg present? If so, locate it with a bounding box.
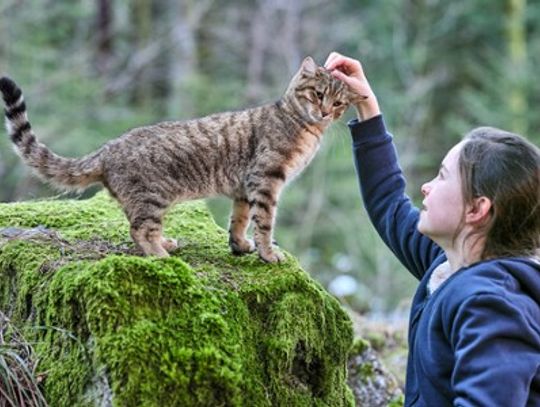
[129,208,170,258]
[106,177,176,257]
[228,198,256,255]
[161,237,178,253]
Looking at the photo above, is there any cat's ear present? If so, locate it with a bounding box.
[301,56,317,74]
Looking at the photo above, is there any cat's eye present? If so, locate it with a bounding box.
[333,101,343,107]
[316,91,324,100]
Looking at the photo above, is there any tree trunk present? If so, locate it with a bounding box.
[506,0,528,135]
[95,0,113,76]
[246,1,272,103]
[280,1,302,75]
[166,0,213,118]
[131,0,153,107]
[246,0,304,103]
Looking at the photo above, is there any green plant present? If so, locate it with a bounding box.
[0,313,48,407]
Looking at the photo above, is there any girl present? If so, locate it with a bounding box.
[325,52,540,406]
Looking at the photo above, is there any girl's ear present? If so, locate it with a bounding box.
[465,196,492,226]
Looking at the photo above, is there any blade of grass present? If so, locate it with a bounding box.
[0,352,18,404]
[0,383,16,406]
[5,351,48,407]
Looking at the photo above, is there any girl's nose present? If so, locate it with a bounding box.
[421,183,431,197]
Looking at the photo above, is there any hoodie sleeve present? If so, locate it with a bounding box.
[451,293,540,406]
[349,115,442,280]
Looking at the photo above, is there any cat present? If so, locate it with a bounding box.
[0,57,360,262]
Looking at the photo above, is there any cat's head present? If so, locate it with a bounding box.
[284,56,357,124]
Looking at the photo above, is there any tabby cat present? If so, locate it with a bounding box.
[0,57,359,262]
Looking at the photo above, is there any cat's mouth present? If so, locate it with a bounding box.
[320,113,333,122]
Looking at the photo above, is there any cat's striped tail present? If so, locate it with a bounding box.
[0,76,103,190]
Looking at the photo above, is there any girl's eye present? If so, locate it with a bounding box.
[316,91,324,100]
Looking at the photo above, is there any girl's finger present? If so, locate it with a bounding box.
[326,56,362,76]
[331,69,355,86]
[324,52,342,68]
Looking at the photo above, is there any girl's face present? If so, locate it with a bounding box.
[418,142,466,246]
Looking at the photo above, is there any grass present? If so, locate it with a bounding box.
[0,312,48,407]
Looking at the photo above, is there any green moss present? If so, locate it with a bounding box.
[364,331,386,351]
[0,191,354,406]
[356,362,374,380]
[349,338,370,356]
[388,394,405,407]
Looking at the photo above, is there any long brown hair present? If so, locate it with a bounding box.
[458,127,540,259]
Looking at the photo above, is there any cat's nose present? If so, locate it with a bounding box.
[322,111,331,118]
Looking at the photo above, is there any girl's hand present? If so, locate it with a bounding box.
[324,52,381,120]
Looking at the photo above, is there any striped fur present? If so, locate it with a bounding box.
[0,77,103,189]
[0,57,355,262]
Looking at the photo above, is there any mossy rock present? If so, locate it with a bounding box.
[0,192,354,406]
[347,339,403,407]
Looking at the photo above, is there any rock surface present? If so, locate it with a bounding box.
[347,339,404,407]
[0,192,355,406]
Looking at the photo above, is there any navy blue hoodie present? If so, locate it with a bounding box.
[349,115,540,406]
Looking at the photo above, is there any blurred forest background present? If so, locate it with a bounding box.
[0,0,538,316]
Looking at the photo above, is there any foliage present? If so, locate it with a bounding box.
[0,313,48,407]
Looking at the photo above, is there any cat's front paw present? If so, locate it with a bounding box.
[258,249,286,263]
[229,236,256,256]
